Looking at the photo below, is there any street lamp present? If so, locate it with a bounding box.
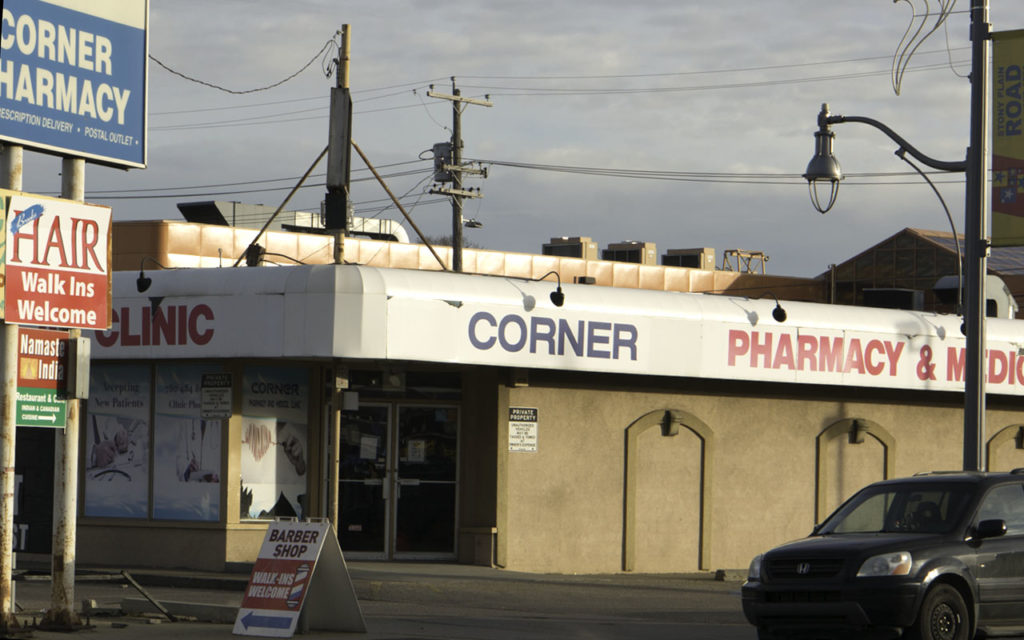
[804,104,965,313]
[803,104,966,213]
[800,2,990,473]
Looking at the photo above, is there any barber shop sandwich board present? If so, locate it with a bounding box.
[233,519,364,637]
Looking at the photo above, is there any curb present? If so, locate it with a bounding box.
[119,597,239,624]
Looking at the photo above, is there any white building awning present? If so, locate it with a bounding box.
[90,264,1024,396]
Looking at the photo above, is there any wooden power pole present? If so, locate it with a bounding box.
[428,78,491,272]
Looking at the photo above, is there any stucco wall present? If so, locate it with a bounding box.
[496,377,1024,574]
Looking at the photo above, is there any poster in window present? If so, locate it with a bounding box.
[240,366,308,520]
[153,364,223,521]
[84,363,151,518]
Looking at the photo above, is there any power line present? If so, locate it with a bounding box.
[461,61,964,97]
[149,35,339,94]
[80,161,429,195]
[76,157,968,205]
[457,47,969,82]
[147,54,966,132]
[472,158,966,186]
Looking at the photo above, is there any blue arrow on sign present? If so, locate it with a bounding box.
[241,611,293,630]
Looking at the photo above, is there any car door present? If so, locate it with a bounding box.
[973,481,1024,626]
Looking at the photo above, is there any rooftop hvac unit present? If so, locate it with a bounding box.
[663,248,715,270]
[542,236,599,260]
[602,241,657,265]
[863,288,924,311]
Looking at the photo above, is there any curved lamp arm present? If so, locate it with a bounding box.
[822,111,966,173]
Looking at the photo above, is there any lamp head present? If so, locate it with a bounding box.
[804,103,843,214]
[772,303,787,323]
[136,271,152,293]
[550,287,565,307]
[755,292,787,323]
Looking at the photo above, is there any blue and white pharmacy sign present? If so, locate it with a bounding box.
[0,0,148,168]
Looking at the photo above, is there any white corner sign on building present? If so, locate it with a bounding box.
[233,519,365,638]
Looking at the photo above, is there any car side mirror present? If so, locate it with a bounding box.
[973,519,1008,540]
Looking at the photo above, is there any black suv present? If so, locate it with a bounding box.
[742,470,1024,640]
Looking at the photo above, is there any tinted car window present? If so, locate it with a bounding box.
[820,484,972,534]
[976,482,1024,535]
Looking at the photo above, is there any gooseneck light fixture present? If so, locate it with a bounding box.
[754,292,787,323]
[538,271,565,307]
[136,257,172,293]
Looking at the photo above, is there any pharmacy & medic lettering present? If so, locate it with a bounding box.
[726,328,1024,390]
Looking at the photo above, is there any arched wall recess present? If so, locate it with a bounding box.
[622,409,713,572]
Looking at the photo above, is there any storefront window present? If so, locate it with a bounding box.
[84,363,151,518]
[240,366,309,520]
[153,364,223,521]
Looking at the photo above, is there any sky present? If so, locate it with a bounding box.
[13,0,1006,278]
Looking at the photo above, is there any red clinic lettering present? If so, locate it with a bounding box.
[95,304,214,348]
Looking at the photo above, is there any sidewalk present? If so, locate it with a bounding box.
[9,562,753,640]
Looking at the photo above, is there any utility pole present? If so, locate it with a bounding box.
[325,26,353,264]
[0,144,23,634]
[323,25,353,536]
[46,158,85,628]
[428,78,491,272]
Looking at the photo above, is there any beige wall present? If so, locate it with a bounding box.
[74,359,1024,575]
[495,376,1024,574]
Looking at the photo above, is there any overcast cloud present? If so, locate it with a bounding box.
[17,1,1000,278]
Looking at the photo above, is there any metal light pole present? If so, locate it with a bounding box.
[804,0,990,471]
[962,0,990,472]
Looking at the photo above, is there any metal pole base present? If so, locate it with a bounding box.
[36,609,90,632]
[0,613,29,640]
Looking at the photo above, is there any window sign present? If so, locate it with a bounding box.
[153,364,223,521]
[241,366,309,520]
[84,363,150,517]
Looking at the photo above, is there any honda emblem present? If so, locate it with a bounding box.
[796,562,811,575]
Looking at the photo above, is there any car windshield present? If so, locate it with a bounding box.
[817,483,973,534]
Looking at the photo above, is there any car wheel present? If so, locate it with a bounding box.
[909,584,970,640]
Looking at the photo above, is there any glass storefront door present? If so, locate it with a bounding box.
[338,405,391,555]
[338,403,458,559]
[394,406,458,557]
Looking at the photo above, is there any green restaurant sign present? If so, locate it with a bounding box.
[16,326,68,428]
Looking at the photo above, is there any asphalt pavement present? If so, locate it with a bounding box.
[6,561,755,640]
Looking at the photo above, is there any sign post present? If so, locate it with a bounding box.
[233,520,364,638]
